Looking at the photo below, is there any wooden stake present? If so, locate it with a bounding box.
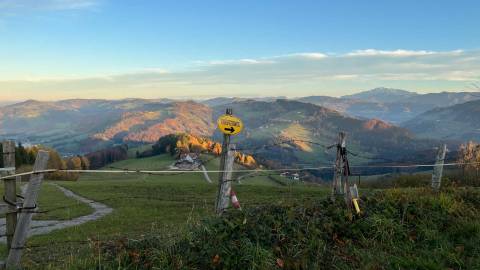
[331,132,346,200]
[216,144,235,215]
[2,141,16,250]
[431,144,447,191]
[6,150,49,269]
[341,134,352,209]
[331,132,352,208]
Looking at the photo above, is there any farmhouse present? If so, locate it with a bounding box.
[171,153,201,170]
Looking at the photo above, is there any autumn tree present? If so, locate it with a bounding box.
[64,156,83,180]
[457,141,480,183]
[80,156,90,170]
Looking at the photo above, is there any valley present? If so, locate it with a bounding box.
[2,87,474,173]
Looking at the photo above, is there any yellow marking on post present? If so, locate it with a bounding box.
[217,115,243,135]
[353,198,361,214]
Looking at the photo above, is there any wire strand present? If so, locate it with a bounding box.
[1,161,480,180]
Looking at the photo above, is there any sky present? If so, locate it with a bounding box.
[0,0,479,101]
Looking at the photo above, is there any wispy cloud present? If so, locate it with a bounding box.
[346,49,438,57]
[197,58,275,66]
[1,49,479,100]
[282,52,328,59]
[0,0,100,11]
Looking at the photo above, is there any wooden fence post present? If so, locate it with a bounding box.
[331,132,352,209]
[6,150,49,269]
[341,133,352,209]
[216,144,235,215]
[431,144,447,191]
[332,132,346,199]
[2,141,17,250]
[215,108,235,215]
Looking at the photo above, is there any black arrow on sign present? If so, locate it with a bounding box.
[224,127,235,133]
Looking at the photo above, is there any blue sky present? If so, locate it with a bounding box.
[0,0,479,100]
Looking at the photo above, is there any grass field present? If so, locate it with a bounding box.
[3,153,477,269]
[0,182,94,261]
[0,154,328,269]
[0,182,93,222]
[114,187,479,270]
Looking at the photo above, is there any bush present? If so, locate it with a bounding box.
[92,188,480,269]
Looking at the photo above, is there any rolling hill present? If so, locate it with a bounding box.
[402,99,480,142]
[0,99,214,154]
[211,99,440,169]
[0,97,449,170]
[299,89,480,123]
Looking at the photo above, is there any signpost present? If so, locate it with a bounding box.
[217,114,243,136]
[215,109,243,215]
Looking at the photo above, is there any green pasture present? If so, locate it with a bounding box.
[0,154,328,269]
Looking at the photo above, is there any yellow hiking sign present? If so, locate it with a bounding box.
[217,115,243,135]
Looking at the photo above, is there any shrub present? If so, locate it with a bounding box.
[92,188,480,269]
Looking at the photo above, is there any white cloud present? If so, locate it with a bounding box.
[346,49,437,57]
[199,58,275,66]
[284,53,328,59]
[1,49,479,100]
[331,74,359,80]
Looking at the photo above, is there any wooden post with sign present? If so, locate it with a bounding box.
[215,109,243,215]
[2,141,17,250]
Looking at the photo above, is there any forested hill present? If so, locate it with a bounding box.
[299,89,480,123]
[0,99,214,155]
[211,99,441,168]
[402,99,480,142]
[0,98,448,167]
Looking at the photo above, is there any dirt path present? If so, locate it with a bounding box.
[0,183,113,243]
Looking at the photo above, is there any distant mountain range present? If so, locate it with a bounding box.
[0,87,476,166]
[342,87,419,103]
[402,99,480,142]
[0,101,19,107]
[298,87,480,123]
[200,96,287,107]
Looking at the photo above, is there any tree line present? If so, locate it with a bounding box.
[0,142,92,181]
[138,133,257,168]
[0,142,36,168]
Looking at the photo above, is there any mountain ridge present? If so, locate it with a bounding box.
[402,99,480,142]
[299,90,480,123]
[0,89,470,164]
[342,87,419,102]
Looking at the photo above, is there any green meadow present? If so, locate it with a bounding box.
[0,154,478,269]
[1,154,328,269]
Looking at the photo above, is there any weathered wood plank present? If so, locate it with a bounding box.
[2,141,16,250]
[216,144,235,214]
[6,151,49,269]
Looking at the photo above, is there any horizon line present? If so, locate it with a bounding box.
[2,87,480,104]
